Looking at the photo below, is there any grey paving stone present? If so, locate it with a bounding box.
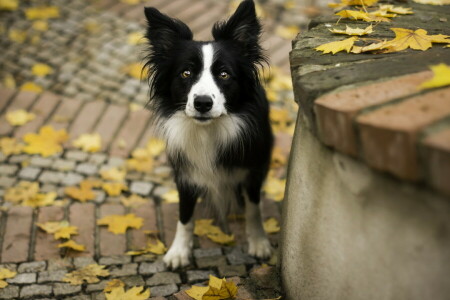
[64,295,91,300]
[130,181,153,196]
[37,270,66,283]
[18,167,41,180]
[75,163,98,175]
[226,247,257,265]
[109,263,138,277]
[91,292,106,300]
[53,283,82,296]
[146,272,181,286]
[73,257,96,268]
[0,176,15,188]
[0,285,19,299]
[218,264,247,277]
[0,264,17,272]
[196,255,228,269]
[39,170,64,184]
[65,150,89,162]
[122,275,145,287]
[186,270,216,283]
[133,254,157,263]
[139,258,167,275]
[20,284,52,298]
[8,154,29,163]
[47,258,73,271]
[95,190,106,203]
[30,156,53,168]
[61,172,84,186]
[52,159,76,171]
[150,284,179,297]
[89,153,107,165]
[0,152,5,162]
[193,248,223,259]
[86,280,108,293]
[107,157,125,167]
[0,164,18,176]
[99,255,131,265]
[6,272,36,284]
[152,186,171,197]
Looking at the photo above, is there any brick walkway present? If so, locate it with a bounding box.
[0,0,306,298]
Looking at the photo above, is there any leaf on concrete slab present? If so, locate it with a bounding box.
[420,63,450,90]
[412,0,450,5]
[72,133,102,153]
[329,24,373,36]
[63,264,109,285]
[58,240,86,252]
[335,10,391,22]
[5,109,36,126]
[378,4,413,14]
[315,36,358,54]
[383,28,450,52]
[105,286,151,300]
[97,213,144,234]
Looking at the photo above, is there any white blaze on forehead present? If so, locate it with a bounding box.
[185,43,227,118]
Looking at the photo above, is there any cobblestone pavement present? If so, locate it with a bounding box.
[0,0,321,298]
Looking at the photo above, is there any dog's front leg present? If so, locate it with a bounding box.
[163,181,199,269]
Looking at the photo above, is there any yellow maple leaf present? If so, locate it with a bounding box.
[330,24,373,36]
[275,25,300,40]
[72,133,102,153]
[31,63,53,77]
[105,286,151,300]
[315,36,358,54]
[127,238,167,256]
[128,32,145,45]
[126,157,154,173]
[146,138,166,156]
[100,167,126,182]
[263,175,286,202]
[0,137,24,156]
[102,182,128,196]
[5,109,36,126]
[264,218,281,234]
[378,4,413,14]
[23,126,68,157]
[97,214,143,234]
[370,9,397,17]
[58,240,86,252]
[383,28,450,52]
[9,29,26,43]
[161,189,179,203]
[103,279,125,293]
[194,219,235,245]
[54,226,78,239]
[25,6,60,20]
[329,0,379,7]
[0,0,18,11]
[37,220,78,239]
[32,20,48,31]
[65,180,97,202]
[22,192,56,208]
[20,81,43,93]
[335,10,390,22]
[186,275,238,300]
[271,146,288,168]
[420,63,450,90]
[0,268,16,289]
[63,264,109,285]
[4,181,39,204]
[120,194,147,207]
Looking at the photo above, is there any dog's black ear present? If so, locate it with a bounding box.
[144,7,193,55]
[212,0,263,61]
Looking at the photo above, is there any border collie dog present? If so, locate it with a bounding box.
[144,0,273,268]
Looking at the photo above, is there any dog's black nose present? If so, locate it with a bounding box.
[193,96,213,113]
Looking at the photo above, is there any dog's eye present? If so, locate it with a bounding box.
[219,71,230,80]
[181,70,191,78]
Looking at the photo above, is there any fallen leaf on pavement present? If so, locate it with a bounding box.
[315,36,358,54]
[73,133,102,153]
[161,189,179,203]
[120,194,148,207]
[420,63,450,89]
[37,220,79,239]
[32,63,53,76]
[194,219,235,245]
[105,286,150,300]
[264,218,281,234]
[97,214,144,234]
[329,25,373,36]
[127,238,167,255]
[32,20,48,31]
[263,175,286,202]
[103,279,125,292]
[23,192,57,208]
[186,275,238,300]
[65,180,97,202]
[0,0,18,11]
[6,109,36,126]
[102,182,128,196]
[25,6,60,20]
[100,167,126,182]
[9,29,27,43]
[4,181,39,204]
[146,138,166,156]
[23,125,68,157]
[58,240,86,252]
[0,268,16,289]
[63,264,109,285]
[0,137,24,156]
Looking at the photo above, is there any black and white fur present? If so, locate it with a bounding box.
[144,0,274,269]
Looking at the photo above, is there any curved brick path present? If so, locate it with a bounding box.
[0,0,304,298]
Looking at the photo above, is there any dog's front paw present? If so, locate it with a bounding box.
[248,237,272,259]
[163,246,191,269]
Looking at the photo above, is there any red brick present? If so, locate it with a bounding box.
[109,109,152,157]
[0,88,16,112]
[422,128,450,196]
[99,204,126,256]
[93,104,128,152]
[357,87,450,180]
[0,91,38,136]
[68,101,107,145]
[161,203,178,247]
[315,71,434,155]
[34,206,65,261]
[14,92,61,138]
[68,203,96,257]
[1,206,33,263]
[130,201,158,250]
[45,97,83,130]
